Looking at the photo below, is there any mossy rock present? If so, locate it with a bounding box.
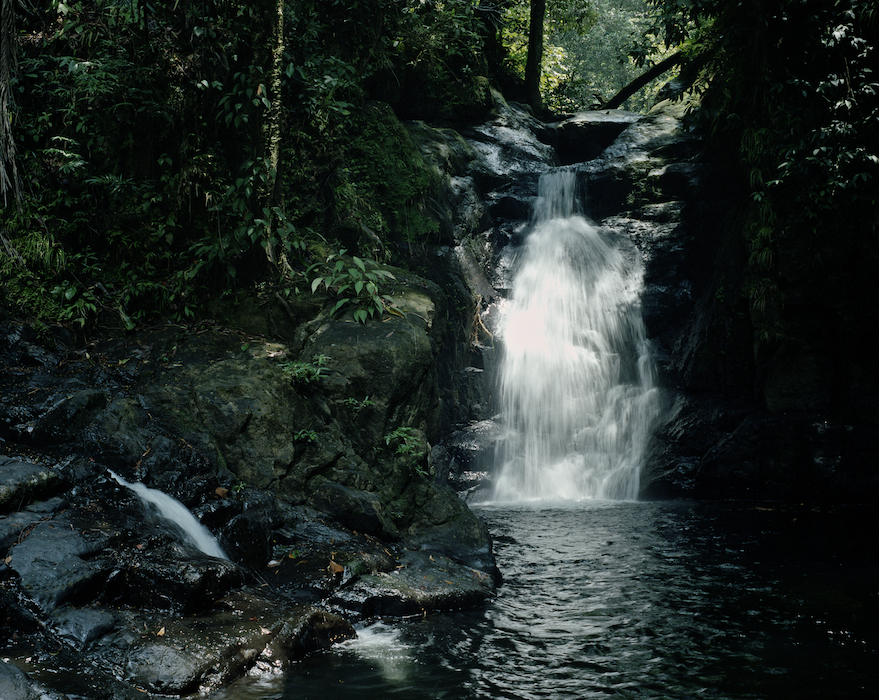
[337,102,441,245]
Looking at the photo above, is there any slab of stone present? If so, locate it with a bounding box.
[7,516,108,613]
[51,607,118,649]
[328,549,495,619]
[0,457,61,513]
[90,589,355,695]
[551,110,641,164]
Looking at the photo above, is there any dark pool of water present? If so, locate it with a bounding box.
[215,500,879,699]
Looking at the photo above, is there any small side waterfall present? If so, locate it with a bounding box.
[109,470,228,559]
[493,169,661,502]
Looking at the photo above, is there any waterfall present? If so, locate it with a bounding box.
[492,169,660,502]
[109,470,228,559]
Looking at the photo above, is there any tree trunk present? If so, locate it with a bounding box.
[261,0,285,267]
[524,0,546,114]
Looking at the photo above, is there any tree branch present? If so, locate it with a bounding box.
[599,51,683,110]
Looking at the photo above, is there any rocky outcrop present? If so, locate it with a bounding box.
[0,93,560,696]
[0,262,498,697]
[549,109,641,165]
[421,93,879,504]
[575,100,879,502]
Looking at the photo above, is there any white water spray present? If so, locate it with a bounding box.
[493,169,661,502]
[109,470,228,559]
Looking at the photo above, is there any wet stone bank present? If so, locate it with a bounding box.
[0,309,498,698]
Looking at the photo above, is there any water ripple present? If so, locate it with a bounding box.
[263,501,879,700]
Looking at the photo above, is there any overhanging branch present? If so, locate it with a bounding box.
[599,51,683,110]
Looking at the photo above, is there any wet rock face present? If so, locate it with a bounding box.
[0,276,499,696]
[575,102,879,503]
[549,110,642,165]
[1,457,496,696]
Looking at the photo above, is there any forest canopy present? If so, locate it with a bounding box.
[0,0,876,333]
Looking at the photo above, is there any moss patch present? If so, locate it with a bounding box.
[337,102,440,244]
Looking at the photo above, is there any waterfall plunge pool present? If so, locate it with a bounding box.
[214,500,879,700]
[213,165,878,700]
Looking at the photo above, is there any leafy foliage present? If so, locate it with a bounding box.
[498,0,669,112]
[648,0,878,345]
[384,426,430,477]
[279,353,330,385]
[0,1,485,329]
[308,249,398,324]
[661,3,874,287]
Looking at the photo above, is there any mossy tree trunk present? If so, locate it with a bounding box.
[524,0,545,114]
[258,0,286,269]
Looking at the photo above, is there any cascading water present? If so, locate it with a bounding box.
[109,470,228,559]
[492,168,661,502]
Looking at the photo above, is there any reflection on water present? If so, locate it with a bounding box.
[215,501,879,700]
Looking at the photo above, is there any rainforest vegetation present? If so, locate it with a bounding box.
[0,0,876,337]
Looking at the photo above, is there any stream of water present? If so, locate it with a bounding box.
[215,501,879,700]
[108,470,228,559]
[492,169,660,501]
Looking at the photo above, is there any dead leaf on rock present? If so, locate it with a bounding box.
[328,560,344,574]
[156,627,165,637]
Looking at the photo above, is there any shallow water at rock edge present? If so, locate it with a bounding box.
[213,500,879,700]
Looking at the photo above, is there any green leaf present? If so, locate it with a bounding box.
[353,309,368,324]
[352,256,366,272]
[311,277,324,293]
[119,308,136,331]
[331,298,348,315]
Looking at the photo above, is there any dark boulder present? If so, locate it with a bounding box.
[0,660,70,700]
[549,109,641,165]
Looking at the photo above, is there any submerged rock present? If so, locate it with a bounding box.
[0,659,70,700]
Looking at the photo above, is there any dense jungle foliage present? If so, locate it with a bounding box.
[652,0,878,342]
[0,0,876,340]
[1,0,499,330]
